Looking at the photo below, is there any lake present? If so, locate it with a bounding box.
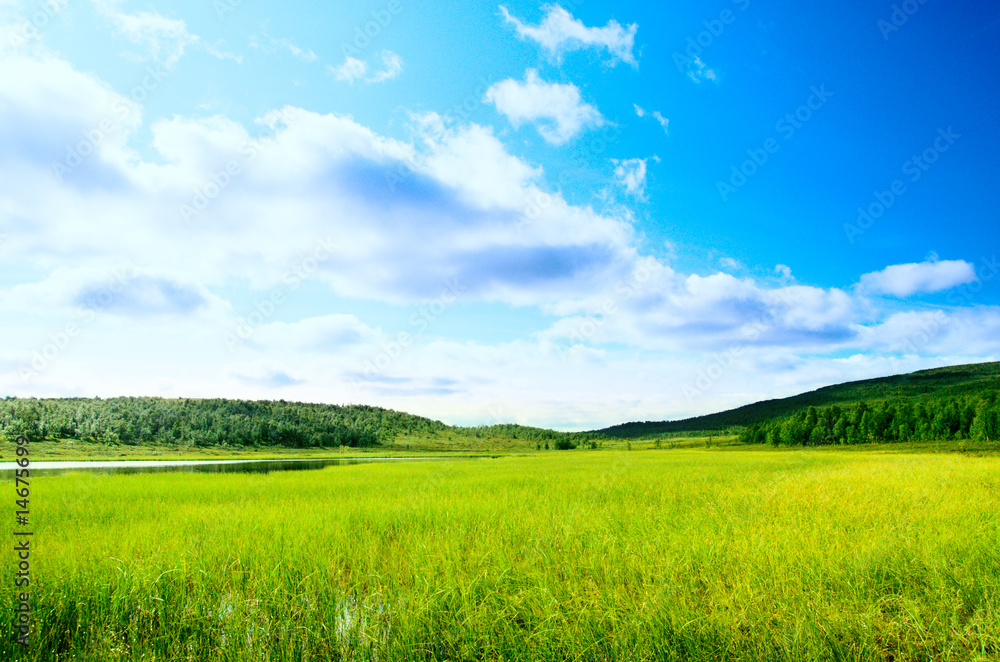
[0,456,459,476]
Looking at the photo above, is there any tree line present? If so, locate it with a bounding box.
[0,397,450,448]
[464,423,592,448]
[737,394,1000,446]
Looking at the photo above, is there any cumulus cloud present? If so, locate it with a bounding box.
[500,4,638,67]
[540,263,861,356]
[485,69,605,144]
[0,54,632,311]
[859,260,978,297]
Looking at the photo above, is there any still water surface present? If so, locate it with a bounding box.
[0,457,457,476]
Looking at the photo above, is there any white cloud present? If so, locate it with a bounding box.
[368,50,402,82]
[0,52,142,178]
[484,69,605,144]
[652,110,669,134]
[500,4,638,67]
[635,105,669,134]
[720,257,744,272]
[859,260,978,297]
[685,56,716,83]
[253,314,376,351]
[203,42,242,64]
[91,2,198,69]
[250,33,318,62]
[112,12,195,67]
[612,157,654,198]
[329,50,402,84]
[0,54,632,309]
[88,1,240,68]
[329,56,366,83]
[286,42,318,62]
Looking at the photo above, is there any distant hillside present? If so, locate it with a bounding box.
[0,396,589,450]
[597,361,1000,439]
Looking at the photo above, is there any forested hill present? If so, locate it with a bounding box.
[597,361,1000,439]
[0,397,448,448]
[0,396,591,450]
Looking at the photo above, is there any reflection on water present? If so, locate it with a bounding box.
[0,457,453,476]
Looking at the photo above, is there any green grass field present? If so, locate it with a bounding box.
[4,449,1000,661]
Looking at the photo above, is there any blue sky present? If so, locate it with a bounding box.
[1,0,998,429]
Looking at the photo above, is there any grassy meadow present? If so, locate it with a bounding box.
[3,449,1000,661]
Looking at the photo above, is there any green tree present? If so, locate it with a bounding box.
[806,406,819,430]
[833,415,848,444]
[971,400,998,442]
[859,411,872,443]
